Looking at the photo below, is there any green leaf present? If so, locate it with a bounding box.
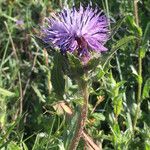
[51,52,65,99]
[110,17,125,38]
[22,142,28,150]
[130,65,138,76]
[102,36,135,69]
[126,112,133,132]
[92,113,105,121]
[142,78,150,99]
[97,66,105,79]
[7,141,21,150]
[113,123,121,135]
[130,65,143,84]
[145,142,150,150]
[0,115,22,148]
[111,36,135,51]
[139,47,147,59]
[90,113,105,126]
[0,87,15,97]
[142,22,150,45]
[32,84,46,102]
[113,94,123,117]
[85,55,100,72]
[126,15,142,37]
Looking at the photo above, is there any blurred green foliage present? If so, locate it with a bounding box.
[0,0,150,149]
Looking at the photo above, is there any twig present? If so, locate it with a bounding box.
[82,131,101,150]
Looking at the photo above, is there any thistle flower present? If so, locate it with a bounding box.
[42,4,109,63]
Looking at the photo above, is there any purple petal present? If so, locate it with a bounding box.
[41,3,109,63]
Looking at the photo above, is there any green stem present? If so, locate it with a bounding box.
[133,0,142,131]
[69,78,89,150]
[133,55,142,130]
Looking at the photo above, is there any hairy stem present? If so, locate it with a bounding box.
[69,79,89,150]
[133,0,142,131]
[134,0,139,26]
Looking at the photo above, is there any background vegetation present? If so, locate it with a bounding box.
[0,0,150,149]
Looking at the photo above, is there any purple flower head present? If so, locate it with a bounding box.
[42,4,109,63]
[15,20,24,26]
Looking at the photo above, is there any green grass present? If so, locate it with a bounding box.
[0,0,150,149]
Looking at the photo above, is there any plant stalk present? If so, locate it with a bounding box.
[69,78,89,150]
[133,0,142,131]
